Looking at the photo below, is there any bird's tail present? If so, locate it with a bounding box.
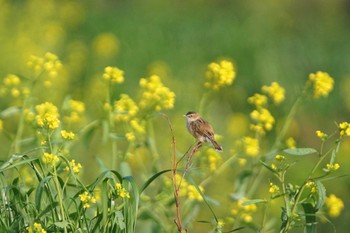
[211,139,223,152]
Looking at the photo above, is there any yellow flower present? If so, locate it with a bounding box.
[316,130,328,141]
[271,163,277,171]
[27,222,46,233]
[35,102,60,129]
[61,130,75,140]
[248,94,268,107]
[250,108,275,134]
[339,122,350,136]
[116,183,130,198]
[269,182,280,194]
[275,154,285,161]
[27,55,44,74]
[103,66,124,84]
[42,153,59,167]
[79,191,96,209]
[205,60,236,91]
[206,148,222,172]
[139,75,175,111]
[242,137,259,156]
[4,74,21,86]
[0,74,30,99]
[216,219,225,232]
[286,137,296,149]
[43,52,62,78]
[125,132,136,142]
[325,194,344,217]
[308,71,334,98]
[262,82,285,105]
[64,159,82,174]
[114,94,139,121]
[130,119,145,134]
[305,180,317,193]
[231,197,257,222]
[326,163,340,172]
[187,185,204,202]
[93,33,119,58]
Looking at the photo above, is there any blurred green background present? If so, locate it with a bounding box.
[1,0,350,232]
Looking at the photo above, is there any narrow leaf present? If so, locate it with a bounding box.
[140,169,171,193]
[259,160,278,174]
[302,203,317,233]
[283,148,318,156]
[242,199,267,206]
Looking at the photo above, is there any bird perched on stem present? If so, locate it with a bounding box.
[184,111,223,152]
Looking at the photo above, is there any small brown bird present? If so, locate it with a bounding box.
[184,111,223,152]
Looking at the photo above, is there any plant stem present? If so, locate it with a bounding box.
[52,165,68,233]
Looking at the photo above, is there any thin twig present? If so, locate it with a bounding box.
[160,113,202,233]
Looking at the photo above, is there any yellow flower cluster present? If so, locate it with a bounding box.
[116,183,130,198]
[61,130,75,140]
[171,174,204,202]
[275,154,285,161]
[112,93,146,142]
[269,182,280,194]
[316,130,328,141]
[27,222,46,233]
[63,100,85,125]
[0,74,30,99]
[207,148,222,172]
[187,185,204,202]
[64,159,82,174]
[262,82,285,105]
[114,94,139,121]
[339,122,350,136]
[102,66,124,84]
[305,180,317,193]
[139,75,175,111]
[79,191,96,209]
[250,108,275,134]
[27,52,62,78]
[247,82,283,135]
[42,152,59,167]
[231,198,257,223]
[325,194,344,218]
[34,102,60,129]
[286,137,296,149]
[247,93,267,107]
[216,219,225,233]
[242,137,259,157]
[326,163,340,172]
[308,71,334,98]
[205,60,236,91]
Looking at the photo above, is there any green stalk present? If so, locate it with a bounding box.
[52,165,68,233]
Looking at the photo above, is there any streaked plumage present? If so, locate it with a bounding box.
[184,111,223,152]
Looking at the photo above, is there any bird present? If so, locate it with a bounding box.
[184,111,223,152]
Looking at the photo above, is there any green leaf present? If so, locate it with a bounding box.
[140,169,171,193]
[35,176,53,211]
[54,221,69,228]
[241,199,267,206]
[259,160,278,174]
[187,174,218,222]
[315,181,326,211]
[302,203,317,233]
[0,155,37,172]
[283,148,318,156]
